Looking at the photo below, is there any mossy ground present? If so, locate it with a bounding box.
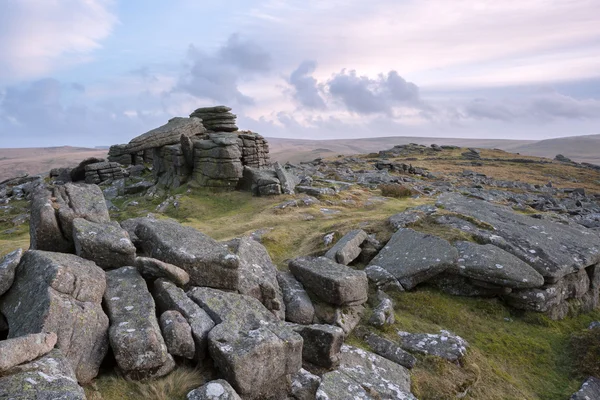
[1,146,600,399]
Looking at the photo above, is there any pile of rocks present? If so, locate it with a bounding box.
[84,161,124,184]
[239,131,270,168]
[0,183,420,399]
[190,105,238,132]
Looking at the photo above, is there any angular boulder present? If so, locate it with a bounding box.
[0,332,57,373]
[104,267,173,380]
[0,349,86,400]
[291,369,321,400]
[277,271,315,325]
[153,279,215,361]
[187,379,242,400]
[0,250,108,383]
[135,219,240,289]
[289,257,368,306]
[73,218,136,269]
[135,256,190,286]
[324,229,368,265]
[290,323,344,369]
[316,345,415,399]
[0,248,22,296]
[369,228,458,290]
[159,310,195,359]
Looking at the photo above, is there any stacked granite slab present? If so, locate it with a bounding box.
[190,106,238,132]
[84,162,124,184]
[153,144,191,188]
[192,133,244,188]
[239,131,270,168]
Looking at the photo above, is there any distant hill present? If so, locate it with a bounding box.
[511,134,600,165]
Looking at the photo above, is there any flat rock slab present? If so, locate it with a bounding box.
[136,219,240,289]
[73,218,136,269]
[277,271,315,325]
[570,376,600,400]
[0,250,108,383]
[369,228,458,290]
[316,345,415,400]
[208,321,302,399]
[0,332,57,373]
[0,248,22,296]
[359,330,416,369]
[324,229,368,265]
[118,117,206,154]
[397,329,468,362]
[153,279,215,361]
[0,349,86,399]
[289,257,368,306]
[452,241,544,289]
[187,287,276,329]
[135,256,190,286]
[436,193,600,281]
[187,379,242,400]
[104,266,172,380]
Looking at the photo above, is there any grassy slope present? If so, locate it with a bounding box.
[2,147,600,399]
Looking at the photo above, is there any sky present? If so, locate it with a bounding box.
[0,0,599,147]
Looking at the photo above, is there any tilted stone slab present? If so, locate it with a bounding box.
[135,256,189,286]
[104,266,173,380]
[135,219,240,289]
[436,193,600,282]
[0,332,57,373]
[289,256,368,306]
[277,271,315,325]
[73,218,136,269]
[0,248,22,296]
[369,228,458,290]
[316,345,415,400]
[324,229,368,265]
[452,241,544,289]
[0,349,86,400]
[153,279,215,361]
[0,250,108,383]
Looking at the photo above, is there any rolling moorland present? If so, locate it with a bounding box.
[1,137,600,399]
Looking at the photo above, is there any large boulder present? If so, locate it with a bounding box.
[0,332,57,373]
[73,218,136,269]
[30,183,110,253]
[290,323,344,369]
[324,229,368,265]
[153,279,215,361]
[316,345,415,399]
[225,237,285,319]
[135,219,240,289]
[452,241,545,289]
[159,310,195,359]
[436,193,600,282]
[0,250,108,383]
[277,271,315,324]
[369,228,458,290]
[0,349,86,399]
[289,257,368,306]
[104,267,174,380]
[0,248,22,296]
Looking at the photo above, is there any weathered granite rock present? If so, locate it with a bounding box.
[73,218,136,269]
[70,157,105,182]
[0,250,108,383]
[369,228,458,290]
[239,166,282,196]
[159,310,195,359]
[187,379,242,400]
[153,144,192,188]
[0,332,57,373]
[120,216,154,250]
[290,323,344,369]
[208,321,303,400]
[190,106,238,132]
[436,193,600,282]
[104,266,173,380]
[359,330,417,369]
[289,257,368,306]
[135,256,190,286]
[430,273,512,297]
[397,329,469,362]
[369,291,395,327]
[30,183,110,253]
[452,241,545,289]
[153,279,215,361]
[570,376,600,400]
[324,229,368,265]
[277,271,315,325]
[291,368,321,400]
[224,237,284,319]
[364,265,404,292]
[84,161,124,184]
[316,345,415,400]
[0,349,86,400]
[136,219,240,289]
[388,209,427,230]
[0,248,22,296]
[312,302,365,336]
[274,161,296,195]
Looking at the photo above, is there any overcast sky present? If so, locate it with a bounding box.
[1,0,599,147]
